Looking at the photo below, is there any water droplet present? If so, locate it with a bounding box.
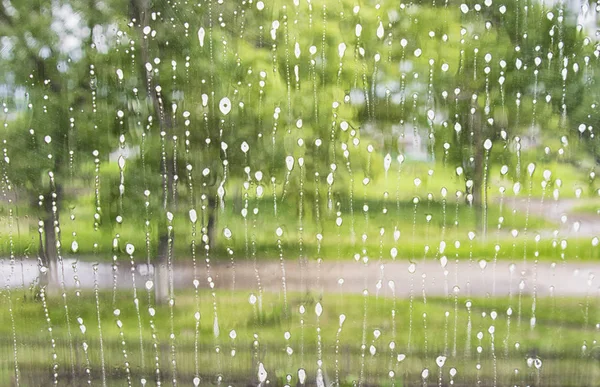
[219,97,231,115]
[286,156,295,171]
[408,263,416,273]
[258,363,267,383]
[355,24,362,37]
[376,22,384,39]
[290,368,303,385]
[315,302,323,317]
[384,154,392,172]
[189,209,198,223]
[436,356,447,367]
[198,27,205,47]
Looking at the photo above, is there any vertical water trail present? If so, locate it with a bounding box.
[408,262,416,354]
[452,274,460,358]
[422,273,429,362]
[299,304,306,370]
[483,140,492,239]
[298,157,305,294]
[3,191,20,386]
[93,265,107,387]
[251,187,263,313]
[522,163,536,267]
[247,293,258,380]
[343,139,356,245]
[388,280,397,377]
[77,318,92,386]
[422,368,430,387]
[145,171,162,386]
[282,6,292,126]
[315,302,324,386]
[412,194,419,262]
[39,286,59,385]
[395,156,405,256]
[443,310,450,357]
[505,265,515,358]
[376,227,385,301]
[466,231,475,297]
[201,191,222,382]
[334,314,346,387]
[465,300,472,359]
[48,171,77,382]
[5,272,20,386]
[475,331,482,384]
[284,332,293,384]
[281,155,294,200]
[449,367,457,385]
[358,289,369,387]
[436,353,446,387]
[125,243,146,383]
[275,226,288,315]
[493,184,506,297]
[531,236,540,330]
[490,312,498,386]
[113,296,132,386]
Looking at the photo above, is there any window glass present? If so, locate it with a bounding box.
[0,0,599,385]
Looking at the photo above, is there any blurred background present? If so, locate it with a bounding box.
[0,0,599,385]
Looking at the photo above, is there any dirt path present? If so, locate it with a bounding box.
[504,197,600,237]
[2,258,599,298]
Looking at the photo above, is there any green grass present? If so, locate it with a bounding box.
[1,158,597,263]
[0,289,599,386]
[365,158,594,200]
[572,201,600,215]
[2,191,599,263]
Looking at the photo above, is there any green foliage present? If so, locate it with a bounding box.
[0,0,598,262]
[1,289,599,385]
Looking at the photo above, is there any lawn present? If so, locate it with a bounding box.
[0,159,596,264]
[0,288,599,386]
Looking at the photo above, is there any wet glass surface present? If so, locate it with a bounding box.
[0,0,599,385]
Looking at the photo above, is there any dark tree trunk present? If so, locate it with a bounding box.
[39,183,63,292]
[207,196,217,250]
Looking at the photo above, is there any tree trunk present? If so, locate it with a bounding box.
[39,183,62,293]
[154,154,176,304]
[207,196,217,251]
[154,229,170,304]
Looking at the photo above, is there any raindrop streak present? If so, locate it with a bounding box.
[93,265,107,387]
[125,244,146,384]
[275,226,288,315]
[358,289,369,387]
[334,314,346,387]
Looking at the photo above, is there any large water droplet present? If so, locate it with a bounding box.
[219,97,232,115]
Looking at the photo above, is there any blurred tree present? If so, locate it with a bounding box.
[0,0,121,276]
[352,0,596,235]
